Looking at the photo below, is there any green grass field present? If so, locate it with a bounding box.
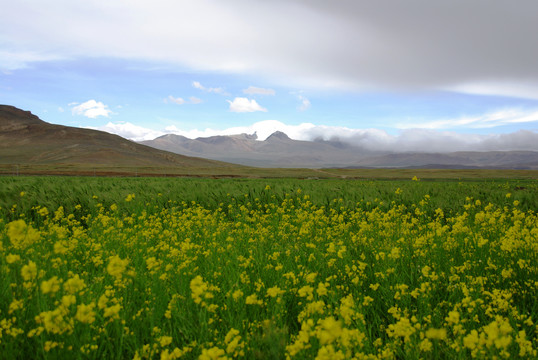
[1,176,537,359]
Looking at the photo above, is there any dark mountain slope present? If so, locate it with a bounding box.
[0,105,233,168]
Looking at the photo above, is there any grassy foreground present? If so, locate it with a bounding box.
[1,176,537,359]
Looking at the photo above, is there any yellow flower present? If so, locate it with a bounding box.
[232,289,243,300]
[362,296,374,307]
[61,294,77,307]
[305,272,317,283]
[369,283,380,291]
[317,282,328,296]
[463,330,479,350]
[8,299,24,314]
[75,303,96,324]
[224,328,243,356]
[21,260,37,281]
[419,338,433,352]
[425,328,447,340]
[387,317,416,342]
[37,207,49,217]
[199,346,227,360]
[389,247,401,259]
[41,276,61,294]
[53,241,68,255]
[64,274,86,294]
[317,317,342,345]
[445,310,460,325]
[298,285,314,300]
[159,336,173,347]
[6,253,21,264]
[98,294,109,309]
[266,286,284,298]
[245,294,263,305]
[190,276,213,305]
[107,255,129,279]
[104,303,122,319]
[7,219,40,249]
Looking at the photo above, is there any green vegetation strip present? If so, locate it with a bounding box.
[0,177,537,359]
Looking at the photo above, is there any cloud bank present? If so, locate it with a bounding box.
[3,0,538,97]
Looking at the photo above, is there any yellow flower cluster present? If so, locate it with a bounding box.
[1,185,537,359]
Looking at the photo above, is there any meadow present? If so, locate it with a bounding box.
[1,176,537,359]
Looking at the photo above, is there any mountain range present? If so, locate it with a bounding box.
[1,104,536,170]
[141,132,538,169]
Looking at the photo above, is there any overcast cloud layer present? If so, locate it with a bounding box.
[3,0,538,156]
[3,0,538,97]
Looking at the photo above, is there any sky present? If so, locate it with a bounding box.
[2,0,538,153]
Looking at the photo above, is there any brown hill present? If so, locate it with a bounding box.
[0,105,234,168]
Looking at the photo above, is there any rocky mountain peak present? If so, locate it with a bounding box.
[0,105,45,131]
[266,131,290,141]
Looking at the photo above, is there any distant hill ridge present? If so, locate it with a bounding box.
[141,131,538,169]
[141,132,376,168]
[0,105,234,168]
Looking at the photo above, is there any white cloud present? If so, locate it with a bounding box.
[165,96,185,105]
[297,95,311,111]
[87,122,165,142]
[243,86,275,95]
[446,82,538,101]
[192,81,228,95]
[189,96,203,104]
[71,100,112,118]
[399,109,538,130]
[0,49,65,71]
[227,97,267,113]
[164,95,203,105]
[192,81,204,90]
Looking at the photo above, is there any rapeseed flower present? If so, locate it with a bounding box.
[6,253,20,264]
[199,346,227,360]
[107,255,129,279]
[75,303,96,324]
[266,286,284,298]
[21,260,37,281]
[7,219,40,249]
[41,276,61,294]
